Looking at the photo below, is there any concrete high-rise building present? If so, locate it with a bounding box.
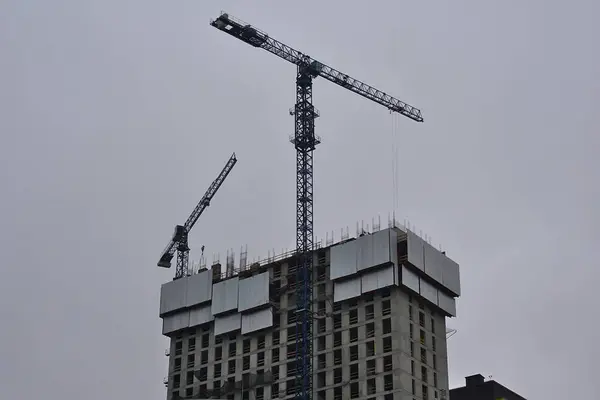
[450,374,526,400]
[159,224,461,400]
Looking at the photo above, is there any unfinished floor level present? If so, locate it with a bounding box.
[159,226,461,400]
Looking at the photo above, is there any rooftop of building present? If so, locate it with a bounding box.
[187,216,453,281]
[159,218,461,337]
[450,374,527,400]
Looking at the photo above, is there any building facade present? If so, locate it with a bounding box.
[159,226,461,400]
[450,374,526,400]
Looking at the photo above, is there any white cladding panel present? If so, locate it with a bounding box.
[438,291,457,317]
[361,265,396,294]
[401,265,420,293]
[419,279,439,305]
[390,229,399,267]
[333,277,362,302]
[370,229,395,270]
[407,231,425,271]
[214,313,241,336]
[186,270,213,307]
[159,278,187,316]
[331,229,397,280]
[241,307,273,335]
[442,258,461,296]
[356,237,371,273]
[423,242,443,283]
[330,240,358,280]
[211,277,239,315]
[162,311,190,335]
[238,272,270,312]
[189,305,214,328]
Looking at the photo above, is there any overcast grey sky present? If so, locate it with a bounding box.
[1,0,599,399]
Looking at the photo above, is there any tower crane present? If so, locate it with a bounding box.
[211,12,423,400]
[158,153,237,279]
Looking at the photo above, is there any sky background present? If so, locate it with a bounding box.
[1,0,599,399]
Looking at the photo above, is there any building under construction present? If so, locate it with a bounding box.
[159,222,461,400]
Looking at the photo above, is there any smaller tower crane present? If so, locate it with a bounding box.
[158,153,238,279]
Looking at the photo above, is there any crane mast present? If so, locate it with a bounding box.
[158,153,237,279]
[211,12,423,400]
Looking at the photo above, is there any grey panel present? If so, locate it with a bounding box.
[241,307,273,335]
[423,242,443,283]
[419,279,439,305]
[333,277,362,302]
[332,229,397,280]
[211,277,239,316]
[361,265,396,294]
[356,235,371,272]
[370,229,394,270]
[238,272,270,312]
[401,265,420,293]
[159,277,187,316]
[162,310,190,335]
[214,313,241,336]
[390,229,398,267]
[186,270,213,307]
[406,230,424,271]
[189,304,214,328]
[330,239,358,280]
[438,291,457,317]
[441,257,461,296]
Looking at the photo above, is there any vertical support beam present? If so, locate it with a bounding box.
[175,234,190,279]
[292,66,318,400]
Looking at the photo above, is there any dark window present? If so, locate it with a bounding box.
[383,318,392,334]
[366,304,375,319]
[334,368,342,384]
[382,300,391,315]
[334,349,342,365]
[351,382,359,398]
[350,327,358,343]
[367,359,376,376]
[383,336,392,352]
[367,378,376,395]
[384,374,393,390]
[350,364,359,380]
[366,340,375,357]
[350,345,358,361]
[334,387,342,400]
[258,352,265,367]
[384,355,393,372]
